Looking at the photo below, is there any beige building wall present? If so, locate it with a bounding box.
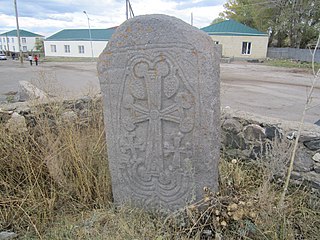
[209,35,268,59]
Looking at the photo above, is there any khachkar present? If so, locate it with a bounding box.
[98,14,220,211]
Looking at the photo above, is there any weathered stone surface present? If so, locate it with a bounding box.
[265,125,282,140]
[293,149,314,172]
[0,231,18,240]
[303,138,320,151]
[6,112,27,133]
[301,171,320,189]
[222,119,242,133]
[18,81,48,102]
[314,163,320,174]
[98,14,220,211]
[313,152,320,162]
[243,124,266,141]
[61,111,78,123]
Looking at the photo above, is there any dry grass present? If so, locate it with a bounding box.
[0,101,319,239]
[0,100,111,238]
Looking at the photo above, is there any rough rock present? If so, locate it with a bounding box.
[303,138,320,151]
[243,124,266,141]
[293,149,314,172]
[0,231,18,240]
[6,112,27,133]
[312,152,320,162]
[222,119,242,133]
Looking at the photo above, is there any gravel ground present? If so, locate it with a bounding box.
[0,59,319,124]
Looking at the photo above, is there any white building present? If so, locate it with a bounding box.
[201,20,269,60]
[44,27,117,58]
[0,29,44,53]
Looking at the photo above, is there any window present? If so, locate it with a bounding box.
[11,38,14,43]
[50,45,57,52]
[13,46,15,52]
[3,45,6,50]
[78,45,85,54]
[22,38,26,43]
[22,46,27,52]
[64,45,70,53]
[7,38,9,43]
[242,42,251,55]
[3,38,5,43]
[213,41,219,44]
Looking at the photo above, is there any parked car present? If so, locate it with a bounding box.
[0,53,7,60]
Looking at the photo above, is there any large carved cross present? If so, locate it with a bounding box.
[129,57,181,173]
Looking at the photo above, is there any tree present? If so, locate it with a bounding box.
[35,39,44,52]
[220,0,320,48]
[211,17,225,25]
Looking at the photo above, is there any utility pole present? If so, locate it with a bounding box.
[83,11,94,60]
[126,0,134,20]
[191,12,193,26]
[14,0,23,63]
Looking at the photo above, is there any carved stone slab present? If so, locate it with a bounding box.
[98,14,220,211]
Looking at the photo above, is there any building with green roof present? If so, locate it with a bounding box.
[201,19,269,59]
[44,27,117,58]
[0,29,44,53]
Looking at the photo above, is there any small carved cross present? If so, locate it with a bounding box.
[164,134,189,168]
[121,133,144,161]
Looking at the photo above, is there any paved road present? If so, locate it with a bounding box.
[0,59,319,124]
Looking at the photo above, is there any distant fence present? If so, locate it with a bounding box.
[267,47,320,63]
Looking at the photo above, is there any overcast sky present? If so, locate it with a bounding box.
[0,0,226,37]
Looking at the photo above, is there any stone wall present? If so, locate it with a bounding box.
[222,108,320,190]
[1,99,319,190]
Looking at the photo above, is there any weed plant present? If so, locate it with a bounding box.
[0,101,319,239]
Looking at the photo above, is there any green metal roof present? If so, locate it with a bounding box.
[0,29,44,37]
[201,19,267,37]
[45,27,117,41]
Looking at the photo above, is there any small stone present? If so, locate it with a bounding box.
[302,171,320,189]
[232,209,244,221]
[202,230,212,236]
[243,124,266,141]
[0,231,18,239]
[314,163,320,174]
[227,203,238,211]
[6,112,28,133]
[293,149,314,172]
[265,126,282,140]
[303,138,320,151]
[17,106,31,115]
[287,131,296,140]
[313,153,320,163]
[81,96,92,103]
[231,159,237,164]
[222,119,242,133]
[75,100,85,110]
[220,221,227,227]
[291,171,302,181]
[61,111,78,123]
[314,119,320,126]
[249,212,257,219]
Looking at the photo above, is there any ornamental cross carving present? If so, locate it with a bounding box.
[121,55,195,174]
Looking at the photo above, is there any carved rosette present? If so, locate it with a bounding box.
[118,52,197,208]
